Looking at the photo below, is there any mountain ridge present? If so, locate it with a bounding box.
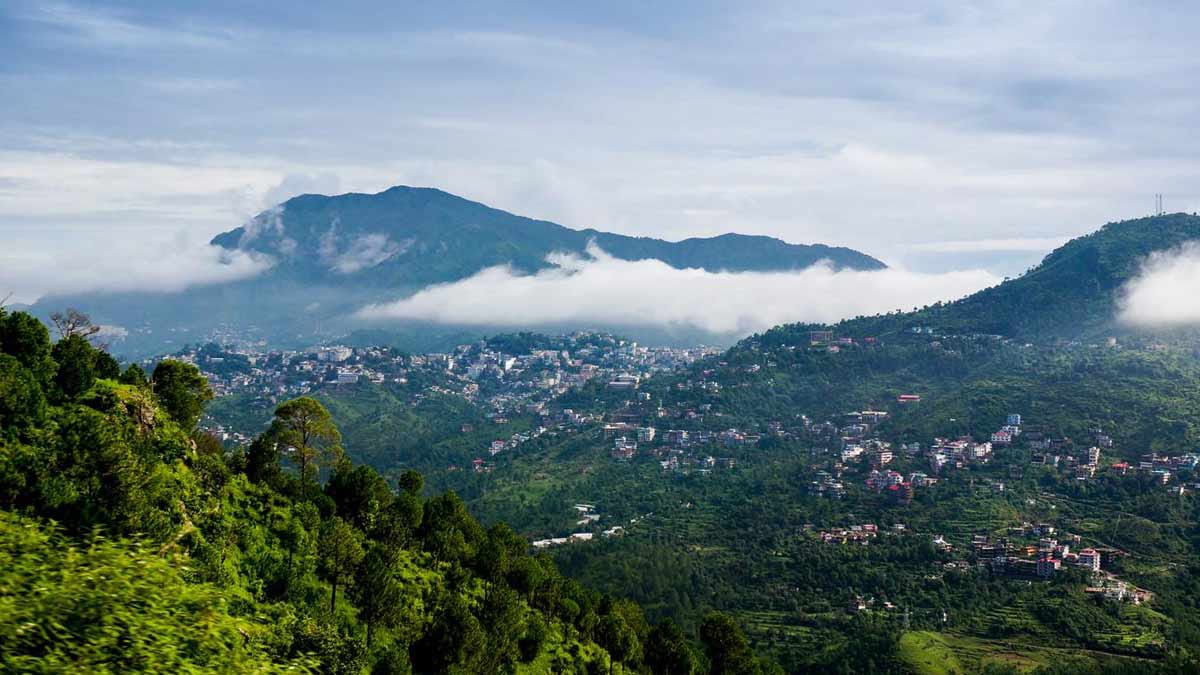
[210,185,886,285]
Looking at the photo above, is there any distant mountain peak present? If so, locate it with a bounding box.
[211,185,886,283]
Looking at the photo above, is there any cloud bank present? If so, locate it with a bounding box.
[357,245,997,336]
[0,234,272,302]
[1118,243,1200,327]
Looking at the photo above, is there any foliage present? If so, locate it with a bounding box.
[0,310,659,674]
[270,396,343,489]
[151,358,214,430]
[0,512,308,673]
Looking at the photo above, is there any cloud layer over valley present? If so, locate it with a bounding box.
[357,245,998,336]
[0,233,272,302]
[1118,243,1200,327]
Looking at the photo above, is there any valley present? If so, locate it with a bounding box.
[178,214,1200,672]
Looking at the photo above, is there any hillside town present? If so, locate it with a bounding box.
[169,333,717,444]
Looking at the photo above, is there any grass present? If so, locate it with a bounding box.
[898,626,1162,675]
[897,630,1088,674]
[516,622,610,674]
[897,632,965,675]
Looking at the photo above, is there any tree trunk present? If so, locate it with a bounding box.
[330,580,337,613]
[300,454,309,498]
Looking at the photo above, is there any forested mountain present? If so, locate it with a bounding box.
[0,307,780,673]
[212,186,885,283]
[30,186,884,357]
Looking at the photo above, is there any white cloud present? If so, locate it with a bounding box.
[0,234,273,303]
[22,2,237,50]
[1117,242,1200,327]
[357,244,997,335]
[317,221,408,274]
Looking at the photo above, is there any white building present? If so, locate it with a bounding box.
[1077,548,1101,572]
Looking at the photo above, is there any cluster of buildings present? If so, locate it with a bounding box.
[984,534,1107,579]
[530,504,637,549]
[798,410,944,503]
[807,330,879,354]
[187,333,715,444]
[1108,452,1200,489]
[813,523,879,545]
[928,438,994,472]
[809,471,848,500]
[803,522,917,549]
[487,425,550,457]
[989,413,1024,445]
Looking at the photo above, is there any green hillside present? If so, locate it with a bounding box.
[768,213,1200,342]
[436,215,1200,672]
[0,308,780,674]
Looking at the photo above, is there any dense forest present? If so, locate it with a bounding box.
[0,306,782,674]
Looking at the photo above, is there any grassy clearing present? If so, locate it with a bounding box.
[898,630,1075,674]
[898,631,964,675]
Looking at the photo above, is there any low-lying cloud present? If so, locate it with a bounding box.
[317,221,408,274]
[1118,242,1200,327]
[0,234,272,303]
[357,245,998,336]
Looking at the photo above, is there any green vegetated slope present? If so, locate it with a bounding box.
[208,382,496,478]
[805,213,1200,341]
[0,308,785,674]
[707,334,1200,458]
[474,427,1199,671]
[445,216,1200,672]
[208,385,564,506]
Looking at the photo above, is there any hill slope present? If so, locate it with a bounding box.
[435,214,1200,671]
[799,213,1200,342]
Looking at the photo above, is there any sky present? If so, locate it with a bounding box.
[3,0,1200,306]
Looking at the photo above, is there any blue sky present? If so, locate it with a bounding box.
[3,0,1200,302]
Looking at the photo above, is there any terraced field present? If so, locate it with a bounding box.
[1091,604,1168,656]
[898,630,1091,673]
